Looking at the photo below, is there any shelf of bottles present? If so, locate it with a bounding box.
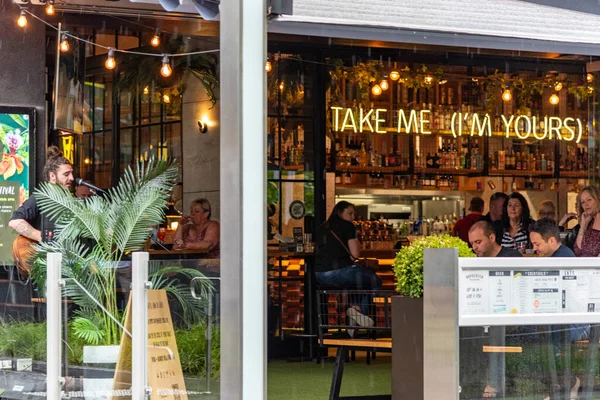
[268,117,310,174]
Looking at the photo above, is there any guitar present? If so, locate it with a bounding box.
[12,235,36,277]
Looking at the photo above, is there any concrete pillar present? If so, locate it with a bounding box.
[0,2,47,185]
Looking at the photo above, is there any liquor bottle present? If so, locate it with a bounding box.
[388,148,395,167]
[359,142,367,168]
[541,154,547,171]
[516,152,522,170]
[426,153,433,168]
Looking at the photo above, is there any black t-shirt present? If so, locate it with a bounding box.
[315,217,357,273]
[496,247,523,257]
[10,196,55,242]
[481,213,504,245]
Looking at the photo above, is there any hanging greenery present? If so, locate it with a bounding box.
[117,38,219,109]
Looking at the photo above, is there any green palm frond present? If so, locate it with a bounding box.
[71,317,105,345]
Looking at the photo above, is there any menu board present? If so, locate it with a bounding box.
[460,269,600,317]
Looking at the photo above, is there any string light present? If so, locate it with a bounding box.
[371,84,382,96]
[587,73,594,83]
[160,55,172,77]
[502,89,512,102]
[150,29,161,47]
[389,70,400,81]
[143,86,149,95]
[60,34,70,52]
[279,81,284,91]
[265,61,272,73]
[105,48,116,70]
[588,86,595,94]
[163,94,171,103]
[549,94,560,105]
[554,82,563,91]
[45,1,55,15]
[380,74,389,91]
[17,10,27,27]
[424,76,433,85]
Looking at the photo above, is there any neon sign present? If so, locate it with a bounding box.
[330,107,583,143]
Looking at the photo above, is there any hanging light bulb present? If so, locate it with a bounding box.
[105,48,116,70]
[143,86,149,95]
[45,1,55,15]
[502,88,512,102]
[150,29,160,47]
[279,81,284,91]
[17,10,27,28]
[380,75,389,91]
[554,82,563,91]
[389,70,400,81]
[371,84,382,96]
[549,94,560,105]
[163,94,171,103]
[160,55,172,78]
[265,61,272,73]
[588,86,595,94]
[59,34,70,52]
[424,76,433,85]
[587,73,594,83]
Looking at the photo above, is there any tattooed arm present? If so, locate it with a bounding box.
[8,219,42,242]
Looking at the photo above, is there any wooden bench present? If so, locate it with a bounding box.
[322,338,392,400]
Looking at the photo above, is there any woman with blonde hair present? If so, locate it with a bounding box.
[574,186,600,257]
[173,198,220,258]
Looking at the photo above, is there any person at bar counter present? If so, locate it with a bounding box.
[574,186,600,257]
[315,201,382,335]
[529,219,588,400]
[466,221,521,398]
[501,192,534,254]
[173,198,220,258]
[9,146,74,242]
[480,192,507,245]
[452,196,483,245]
[537,200,556,221]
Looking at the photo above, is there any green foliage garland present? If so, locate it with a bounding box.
[393,234,475,298]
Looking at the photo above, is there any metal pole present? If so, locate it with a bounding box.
[131,252,150,400]
[53,23,62,131]
[46,252,63,400]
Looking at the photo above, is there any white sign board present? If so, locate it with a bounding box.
[459,257,600,326]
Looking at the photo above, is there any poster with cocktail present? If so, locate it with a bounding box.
[0,108,35,265]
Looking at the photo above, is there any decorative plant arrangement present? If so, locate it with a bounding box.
[393,234,475,298]
[30,158,213,346]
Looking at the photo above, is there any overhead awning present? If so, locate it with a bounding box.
[269,0,600,55]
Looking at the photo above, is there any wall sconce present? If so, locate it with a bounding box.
[198,119,208,134]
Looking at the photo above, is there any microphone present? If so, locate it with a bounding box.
[75,178,107,195]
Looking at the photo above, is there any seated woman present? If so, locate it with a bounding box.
[574,186,600,257]
[501,192,535,254]
[315,201,382,336]
[173,198,220,258]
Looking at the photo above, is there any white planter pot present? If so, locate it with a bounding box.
[82,345,121,400]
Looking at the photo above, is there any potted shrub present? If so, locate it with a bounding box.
[391,234,474,399]
[29,158,213,394]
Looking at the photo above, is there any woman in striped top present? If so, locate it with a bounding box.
[501,192,534,254]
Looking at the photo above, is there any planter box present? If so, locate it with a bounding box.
[392,295,423,400]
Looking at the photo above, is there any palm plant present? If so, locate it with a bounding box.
[30,158,213,346]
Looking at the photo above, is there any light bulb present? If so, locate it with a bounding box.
[150,31,160,47]
[587,73,594,83]
[554,82,563,91]
[279,81,284,91]
[163,94,171,103]
[588,86,595,94]
[549,94,560,105]
[380,78,389,91]
[502,89,512,102]
[60,35,69,52]
[143,86,149,95]
[371,84,382,96]
[389,70,400,81]
[424,76,433,85]
[265,61,272,73]
[17,11,27,28]
[105,48,116,70]
[84,157,90,165]
[46,2,55,15]
[160,55,172,77]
